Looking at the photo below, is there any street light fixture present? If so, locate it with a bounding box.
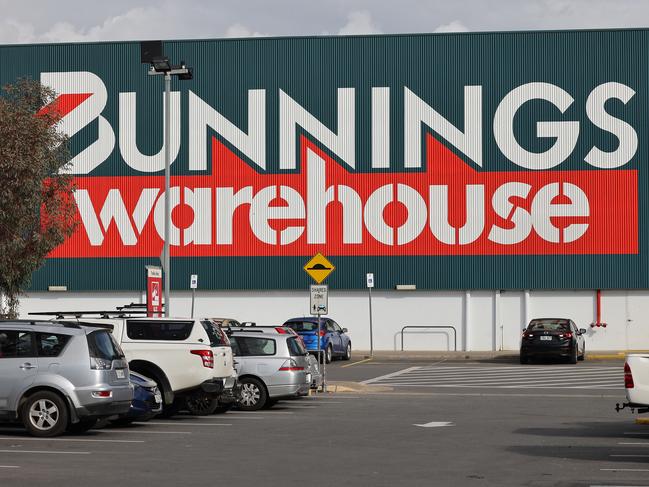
[141,41,193,318]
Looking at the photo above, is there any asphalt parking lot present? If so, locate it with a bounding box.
[1,359,647,487]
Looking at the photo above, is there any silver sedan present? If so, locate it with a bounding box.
[229,332,310,411]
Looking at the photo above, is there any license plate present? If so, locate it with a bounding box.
[116,369,126,379]
[540,336,552,341]
[154,393,162,404]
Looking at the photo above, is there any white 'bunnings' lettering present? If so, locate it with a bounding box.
[119,92,181,172]
[43,71,638,174]
[42,71,115,174]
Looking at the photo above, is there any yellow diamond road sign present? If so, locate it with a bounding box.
[304,253,335,284]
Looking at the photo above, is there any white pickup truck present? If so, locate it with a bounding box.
[616,354,649,414]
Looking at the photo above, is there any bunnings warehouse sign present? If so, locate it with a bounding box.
[3,29,646,290]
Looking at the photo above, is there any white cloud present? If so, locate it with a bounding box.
[224,23,267,38]
[433,20,469,33]
[0,19,36,44]
[338,11,381,35]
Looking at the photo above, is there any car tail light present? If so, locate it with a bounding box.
[275,327,288,334]
[624,362,634,389]
[279,359,304,372]
[91,390,112,398]
[319,330,326,337]
[191,350,214,368]
[558,332,573,339]
[522,333,533,339]
[90,357,113,370]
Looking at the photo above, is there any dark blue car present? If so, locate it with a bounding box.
[110,372,162,426]
[283,318,351,363]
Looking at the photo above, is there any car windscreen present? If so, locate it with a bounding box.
[229,336,276,356]
[527,320,570,332]
[126,320,194,340]
[88,330,124,360]
[201,321,230,347]
[287,336,307,356]
[284,321,320,332]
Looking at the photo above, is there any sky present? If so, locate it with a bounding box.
[1,0,649,44]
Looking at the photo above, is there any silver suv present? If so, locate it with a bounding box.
[0,320,133,437]
[229,332,310,411]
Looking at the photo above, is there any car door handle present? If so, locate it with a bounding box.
[19,363,36,370]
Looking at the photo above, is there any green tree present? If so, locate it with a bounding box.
[0,79,76,318]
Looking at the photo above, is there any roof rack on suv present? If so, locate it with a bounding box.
[0,319,81,329]
[29,310,149,319]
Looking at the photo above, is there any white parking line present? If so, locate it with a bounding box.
[618,442,649,446]
[362,366,421,384]
[102,430,191,435]
[0,465,20,468]
[610,454,649,458]
[624,432,649,435]
[600,468,649,472]
[0,437,144,444]
[143,422,232,427]
[0,450,90,455]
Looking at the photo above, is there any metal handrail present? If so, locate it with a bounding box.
[400,325,457,351]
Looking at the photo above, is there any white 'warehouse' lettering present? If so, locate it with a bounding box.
[74,150,591,248]
[42,71,639,174]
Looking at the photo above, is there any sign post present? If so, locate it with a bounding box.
[190,274,198,318]
[304,253,335,393]
[310,284,328,392]
[366,273,374,358]
[145,266,163,318]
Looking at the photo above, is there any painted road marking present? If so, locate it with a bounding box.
[363,365,622,389]
[143,422,232,427]
[341,358,373,368]
[0,450,90,455]
[101,430,192,435]
[0,437,144,444]
[0,466,20,468]
[600,468,649,472]
[414,421,455,428]
[362,366,421,384]
[618,442,649,446]
[610,454,649,458]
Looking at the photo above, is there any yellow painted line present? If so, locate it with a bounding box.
[341,357,373,368]
[636,418,649,425]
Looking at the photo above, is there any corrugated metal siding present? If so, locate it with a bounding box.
[0,30,644,290]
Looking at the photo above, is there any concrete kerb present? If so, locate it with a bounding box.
[327,381,393,394]
[349,350,645,363]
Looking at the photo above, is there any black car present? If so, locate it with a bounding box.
[520,318,586,364]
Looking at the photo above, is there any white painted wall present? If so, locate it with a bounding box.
[17,289,649,352]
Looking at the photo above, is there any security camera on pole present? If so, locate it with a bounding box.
[304,253,335,393]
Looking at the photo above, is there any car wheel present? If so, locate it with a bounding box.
[578,345,586,361]
[343,343,352,361]
[238,378,267,411]
[263,399,278,409]
[158,398,183,418]
[212,404,234,414]
[21,391,69,437]
[519,354,528,365]
[184,391,219,416]
[67,418,98,434]
[569,346,578,364]
[325,345,333,364]
[109,417,136,427]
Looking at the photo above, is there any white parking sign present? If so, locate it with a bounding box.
[310,285,328,315]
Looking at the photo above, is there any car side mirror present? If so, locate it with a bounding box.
[579,328,587,335]
[342,328,348,333]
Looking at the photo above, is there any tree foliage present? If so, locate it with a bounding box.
[0,79,76,317]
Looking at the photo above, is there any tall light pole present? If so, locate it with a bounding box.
[141,41,193,317]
